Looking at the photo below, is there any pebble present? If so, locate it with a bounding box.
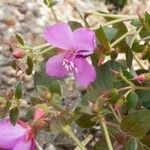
[3,17,16,26]
[18,4,28,14]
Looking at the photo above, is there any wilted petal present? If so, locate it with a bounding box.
[73,58,96,86]
[73,28,96,53]
[46,53,68,77]
[13,138,35,150]
[43,23,73,50]
[0,119,26,149]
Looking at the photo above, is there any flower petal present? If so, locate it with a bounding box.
[43,23,73,50]
[0,119,26,149]
[73,58,96,86]
[13,139,35,150]
[73,28,96,53]
[46,53,68,77]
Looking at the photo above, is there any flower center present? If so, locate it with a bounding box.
[62,50,90,72]
[62,50,77,72]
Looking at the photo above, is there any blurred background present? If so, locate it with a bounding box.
[0,0,150,149]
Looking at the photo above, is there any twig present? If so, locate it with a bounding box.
[35,140,43,150]
[74,134,93,150]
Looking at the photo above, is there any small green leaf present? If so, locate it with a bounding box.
[16,34,24,45]
[140,135,150,148]
[132,40,145,52]
[81,89,99,106]
[131,19,142,28]
[103,26,118,42]
[127,91,138,110]
[140,27,150,38]
[10,107,19,126]
[144,12,150,30]
[75,113,95,128]
[15,82,22,100]
[44,0,57,7]
[92,60,125,91]
[68,21,82,30]
[113,22,128,51]
[137,82,150,108]
[26,56,33,75]
[121,109,150,139]
[95,25,111,52]
[25,108,34,120]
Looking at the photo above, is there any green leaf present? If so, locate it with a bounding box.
[15,82,22,100]
[68,21,82,30]
[140,27,150,38]
[93,138,108,150]
[75,113,95,128]
[43,0,57,7]
[126,91,138,110]
[103,26,118,42]
[74,106,93,115]
[10,107,19,126]
[49,1,57,7]
[112,22,128,51]
[132,40,145,52]
[95,25,111,52]
[81,89,99,105]
[123,138,138,150]
[26,56,33,75]
[92,60,125,91]
[117,0,128,7]
[140,135,150,148]
[16,34,24,45]
[25,108,34,120]
[144,12,150,30]
[137,82,150,108]
[121,109,150,139]
[131,19,142,28]
[34,62,61,95]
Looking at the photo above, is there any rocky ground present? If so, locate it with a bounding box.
[0,0,150,149]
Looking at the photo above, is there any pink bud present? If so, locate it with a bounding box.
[132,74,145,81]
[12,49,24,59]
[98,57,104,66]
[34,108,45,121]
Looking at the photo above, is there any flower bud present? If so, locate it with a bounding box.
[98,56,104,66]
[132,73,150,81]
[12,49,24,59]
[34,108,45,121]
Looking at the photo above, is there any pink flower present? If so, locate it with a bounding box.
[0,118,35,150]
[43,23,96,86]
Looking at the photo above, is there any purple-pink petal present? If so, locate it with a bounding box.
[73,27,96,53]
[46,53,69,77]
[73,58,96,86]
[13,138,35,150]
[43,23,73,50]
[0,119,26,149]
